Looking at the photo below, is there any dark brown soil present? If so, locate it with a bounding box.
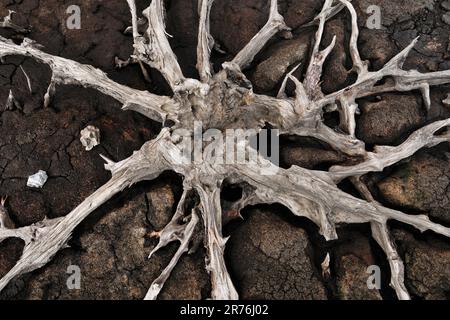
[0,0,449,300]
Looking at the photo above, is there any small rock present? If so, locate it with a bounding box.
[442,12,450,25]
[395,230,450,300]
[443,94,450,106]
[228,209,327,299]
[80,125,101,151]
[334,232,382,300]
[357,94,424,145]
[9,191,209,299]
[378,152,450,223]
[146,183,175,230]
[26,170,48,189]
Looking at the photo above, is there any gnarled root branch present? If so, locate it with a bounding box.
[350,177,410,299]
[0,36,176,122]
[0,132,171,292]
[145,207,199,300]
[197,0,215,82]
[371,222,410,300]
[2,0,450,302]
[232,0,290,70]
[228,153,450,244]
[330,119,450,182]
[196,184,238,300]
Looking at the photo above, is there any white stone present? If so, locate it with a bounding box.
[443,12,450,26]
[27,170,48,188]
[443,94,450,106]
[80,125,101,151]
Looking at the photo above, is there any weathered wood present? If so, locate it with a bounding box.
[1,0,450,301]
[197,0,215,82]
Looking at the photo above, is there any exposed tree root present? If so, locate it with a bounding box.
[1,0,450,300]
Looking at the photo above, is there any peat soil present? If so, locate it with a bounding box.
[0,0,449,300]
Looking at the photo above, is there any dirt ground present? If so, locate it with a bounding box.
[0,0,449,300]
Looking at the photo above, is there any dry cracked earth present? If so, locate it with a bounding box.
[0,0,449,300]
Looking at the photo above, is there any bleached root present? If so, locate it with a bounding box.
[277,64,301,99]
[0,10,29,33]
[5,89,21,111]
[144,177,239,300]
[232,0,290,70]
[2,0,450,301]
[148,188,192,260]
[0,36,177,122]
[139,0,186,91]
[299,1,348,29]
[340,0,368,77]
[126,0,141,40]
[196,184,238,300]
[289,120,367,156]
[0,196,14,229]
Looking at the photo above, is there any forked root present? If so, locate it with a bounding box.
[196,184,238,300]
[145,212,199,300]
[232,0,291,70]
[351,177,410,299]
